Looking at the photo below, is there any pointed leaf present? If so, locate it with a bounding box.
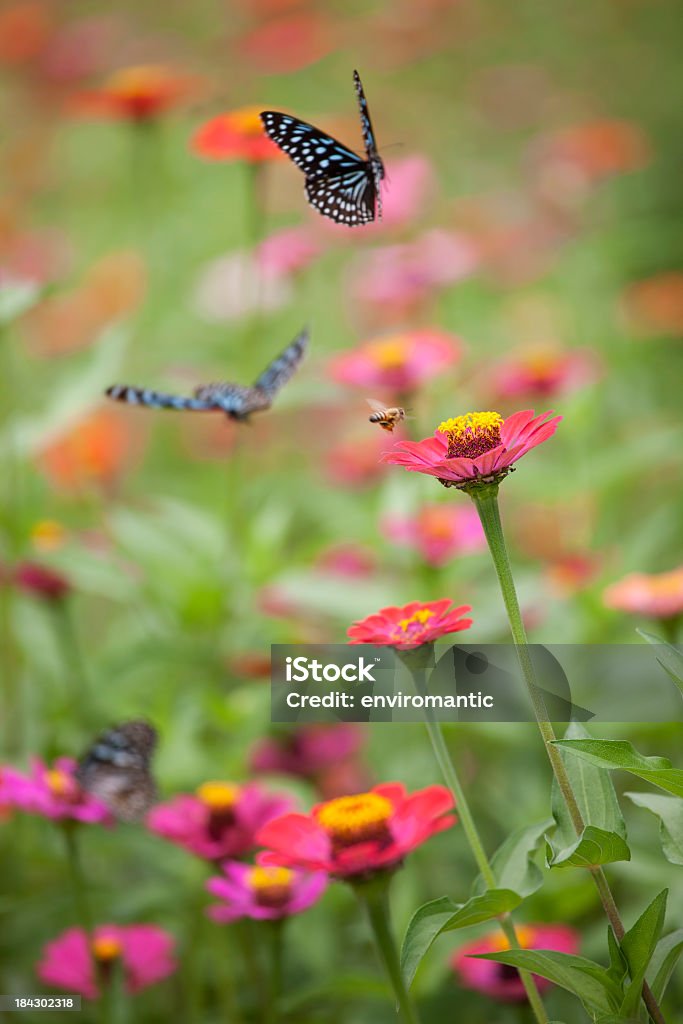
[472,819,552,897]
[400,889,521,989]
[637,629,683,695]
[625,791,683,864]
[472,950,621,1014]
[547,826,631,868]
[619,890,668,1016]
[647,929,683,1003]
[552,739,683,798]
[606,926,628,987]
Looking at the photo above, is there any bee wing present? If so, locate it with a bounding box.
[366,398,388,413]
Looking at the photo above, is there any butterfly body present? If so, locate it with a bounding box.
[261,71,384,226]
[75,721,158,823]
[106,328,308,420]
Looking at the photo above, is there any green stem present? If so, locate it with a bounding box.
[264,919,285,1024]
[408,661,548,1023]
[471,484,667,1024]
[51,601,94,722]
[355,878,421,1024]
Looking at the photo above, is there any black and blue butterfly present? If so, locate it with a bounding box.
[76,720,158,823]
[106,328,308,421]
[260,70,384,227]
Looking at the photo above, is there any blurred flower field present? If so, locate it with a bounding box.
[1,1,682,1022]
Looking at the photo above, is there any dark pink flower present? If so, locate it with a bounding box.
[347,599,472,649]
[207,852,327,923]
[37,924,177,999]
[258,782,455,878]
[451,923,579,1002]
[603,567,683,621]
[250,725,364,780]
[382,409,561,490]
[146,781,293,861]
[0,758,112,824]
[383,504,485,567]
[13,561,70,601]
[329,329,462,396]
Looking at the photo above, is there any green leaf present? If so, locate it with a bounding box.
[400,889,521,990]
[625,791,683,864]
[472,950,621,1014]
[647,928,683,1002]
[606,926,628,987]
[637,628,683,695]
[547,826,631,868]
[552,739,683,798]
[472,818,552,897]
[619,890,668,1017]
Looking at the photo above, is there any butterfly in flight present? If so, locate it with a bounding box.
[260,70,384,227]
[106,328,308,420]
[75,720,158,823]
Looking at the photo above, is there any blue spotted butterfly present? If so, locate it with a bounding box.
[75,721,157,823]
[106,329,308,420]
[260,70,384,227]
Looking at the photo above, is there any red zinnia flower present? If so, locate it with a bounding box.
[347,599,472,649]
[257,782,455,878]
[192,106,283,163]
[451,923,579,1002]
[70,65,199,122]
[603,566,683,621]
[382,409,561,490]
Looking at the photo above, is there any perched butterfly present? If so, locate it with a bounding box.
[366,398,409,432]
[75,721,158,823]
[260,70,384,227]
[106,329,308,420]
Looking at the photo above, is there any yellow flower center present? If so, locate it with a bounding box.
[438,411,503,459]
[398,608,434,632]
[92,936,123,962]
[45,770,72,798]
[106,65,171,98]
[249,866,294,907]
[420,507,454,539]
[316,792,393,848]
[369,336,410,369]
[196,781,240,811]
[648,571,683,597]
[31,519,66,552]
[228,106,269,136]
[490,926,536,951]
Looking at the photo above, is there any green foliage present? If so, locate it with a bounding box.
[553,740,683,798]
[625,792,683,864]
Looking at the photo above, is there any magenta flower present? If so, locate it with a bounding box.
[315,543,376,578]
[451,924,579,1002]
[258,783,455,879]
[250,724,364,780]
[207,852,327,923]
[13,561,71,601]
[37,924,177,999]
[256,225,322,277]
[329,329,462,396]
[382,410,561,490]
[383,504,485,567]
[347,599,472,649]
[1,758,112,824]
[147,781,293,861]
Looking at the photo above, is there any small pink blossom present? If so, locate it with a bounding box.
[490,347,600,402]
[603,566,683,621]
[315,543,376,578]
[382,409,561,490]
[207,852,327,923]
[13,561,71,601]
[147,781,293,861]
[329,329,462,396]
[250,725,364,780]
[383,504,485,567]
[325,433,388,488]
[347,598,472,649]
[37,924,177,999]
[0,758,112,824]
[256,226,322,278]
[451,924,579,1002]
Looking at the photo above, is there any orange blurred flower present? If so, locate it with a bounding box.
[0,2,52,66]
[70,64,200,122]
[622,272,683,338]
[542,119,651,180]
[603,567,683,621]
[192,106,284,163]
[37,407,142,493]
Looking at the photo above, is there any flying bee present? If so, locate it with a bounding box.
[366,398,409,432]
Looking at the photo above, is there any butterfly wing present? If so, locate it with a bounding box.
[76,721,158,823]
[252,328,309,400]
[305,170,375,226]
[106,385,218,412]
[260,112,361,173]
[353,70,378,160]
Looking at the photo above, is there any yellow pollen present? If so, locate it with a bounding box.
[398,608,434,632]
[45,770,71,797]
[437,411,503,459]
[31,519,66,552]
[92,936,123,961]
[196,781,240,810]
[316,792,393,846]
[249,866,294,892]
[228,106,269,136]
[369,336,410,368]
[490,926,536,951]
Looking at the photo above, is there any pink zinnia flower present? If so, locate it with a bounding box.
[258,782,455,879]
[329,329,462,396]
[1,758,112,824]
[451,923,579,1002]
[382,409,561,491]
[13,561,71,601]
[347,599,472,649]
[37,924,177,999]
[207,852,327,923]
[490,347,600,402]
[383,505,485,567]
[250,724,364,780]
[603,566,683,621]
[315,543,376,578]
[256,226,322,278]
[147,781,292,861]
